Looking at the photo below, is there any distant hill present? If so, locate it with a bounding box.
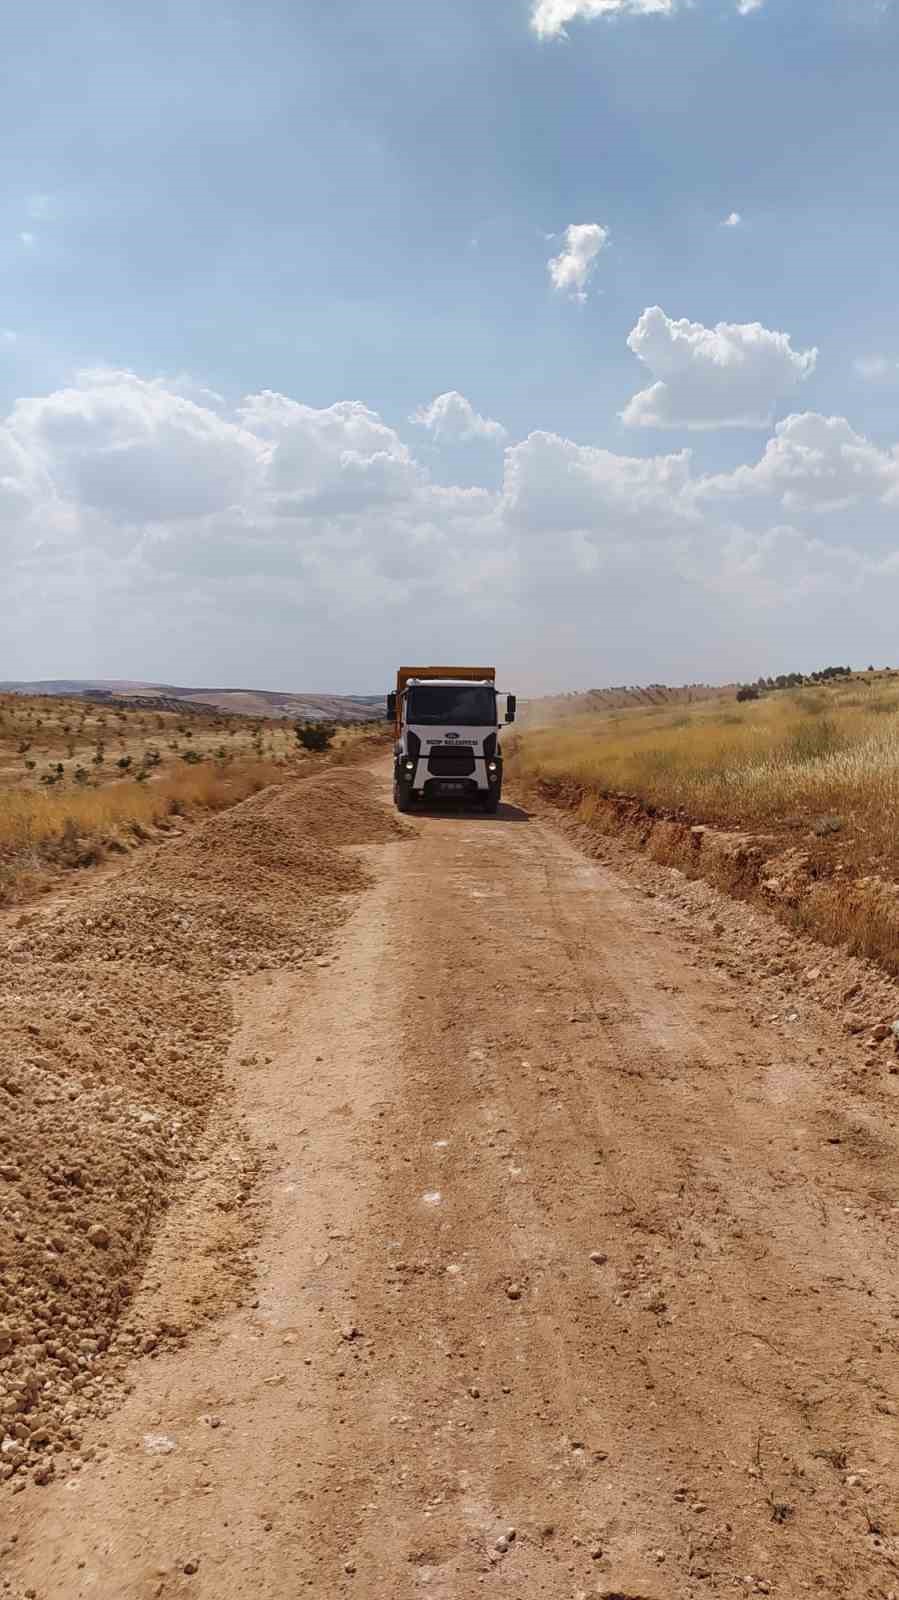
[0,680,386,724]
[522,682,735,723]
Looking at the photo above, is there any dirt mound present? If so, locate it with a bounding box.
[143,807,368,901]
[18,769,404,980]
[250,764,412,848]
[0,956,230,1486]
[0,760,396,1487]
[25,887,351,978]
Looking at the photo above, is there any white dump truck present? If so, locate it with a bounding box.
[387,666,516,814]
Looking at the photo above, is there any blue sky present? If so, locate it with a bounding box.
[3,0,899,691]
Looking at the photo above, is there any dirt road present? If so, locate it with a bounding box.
[5,760,899,1598]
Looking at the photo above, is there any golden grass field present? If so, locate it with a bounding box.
[516,672,899,860]
[0,693,381,904]
[512,671,899,971]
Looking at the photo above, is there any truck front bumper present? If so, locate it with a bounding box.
[400,755,502,798]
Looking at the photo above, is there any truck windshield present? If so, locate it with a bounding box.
[406,685,496,725]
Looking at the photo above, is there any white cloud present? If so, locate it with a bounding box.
[531,0,674,38]
[19,232,35,248]
[1,330,16,343]
[235,392,421,513]
[8,369,267,527]
[722,212,743,227]
[503,429,695,536]
[700,412,899,511]
[854,355,897,381]
[6,366,899,692]
[622,306,817,430]
[548,223,609,301]
[736,0,764,13]
[412,391,507,443]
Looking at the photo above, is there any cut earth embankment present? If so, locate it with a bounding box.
[522,773,899,983]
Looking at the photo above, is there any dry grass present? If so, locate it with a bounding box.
[512,674,899,875]
[0,758,282,854]
[510,671,899,976]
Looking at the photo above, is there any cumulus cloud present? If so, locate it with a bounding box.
[5,366,899,691]
[503,430,695,537]
[8,369,266,526]
[531,0,674,37]
[721,212,742,227]
[622,306,817,430]
[736,0,764,13]
[235,391,420,513]
[700,412,899,511]
[548,223,609,301]
[411,391,507,443]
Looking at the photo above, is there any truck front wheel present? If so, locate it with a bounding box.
[394,774,414,812]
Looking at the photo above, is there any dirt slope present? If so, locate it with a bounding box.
[3,759,899,1599]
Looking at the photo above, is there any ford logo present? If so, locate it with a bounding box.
[445,731,459,741]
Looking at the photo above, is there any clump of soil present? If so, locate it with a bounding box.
[0,764,402,1487]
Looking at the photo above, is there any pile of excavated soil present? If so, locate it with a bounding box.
[254,765,412,848]
[0,763,404,1487]
[15,768,408,980]
[23,885,351,978]
[0,957,229,1487]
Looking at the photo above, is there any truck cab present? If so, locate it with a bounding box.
[387,666,516,814]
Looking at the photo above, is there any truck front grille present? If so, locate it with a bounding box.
[427,747,476,777]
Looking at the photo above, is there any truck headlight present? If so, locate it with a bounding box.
[487,760,498,773]
[404,759,416,773]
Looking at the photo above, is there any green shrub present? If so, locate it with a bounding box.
[295,721,335,752]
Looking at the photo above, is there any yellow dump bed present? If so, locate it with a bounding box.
[396,666,494,693]
[394,667,495,732]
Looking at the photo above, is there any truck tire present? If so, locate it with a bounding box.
[481,786,501,814]
[394,774,413,812]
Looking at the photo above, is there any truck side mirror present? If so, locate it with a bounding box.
[505,694,517,724]
[386,692,396,720]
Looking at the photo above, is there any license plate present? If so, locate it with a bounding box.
[439,782,465,792]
